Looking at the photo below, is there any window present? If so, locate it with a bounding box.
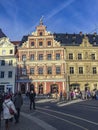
[30,68,34,74]
[38,67,43,74]
[22,68,26,75]
[31,42,34,46]
[70,67,74,74]
[30,54,34,61]
[39,54,43,60]
[91,54,95,60]
[8,71,12,78]
[22,55,26,61]
[10,50,13,54]
[2,50,6,55]
[69,53,73,59]
[1,60,5,66]
[47,41,51,46]
[93,67,96,74]
[39,42,43,46]
[0,71,4,78]
[56,67,61,74]
[47,54,52,60]
[9,60,13,66]
[78,53,82,60]
[47,67,52,74]
[79,67,83,74]
[56,53,60,60]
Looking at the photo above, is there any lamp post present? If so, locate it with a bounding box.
[64,72,70,100]
[66,74,70,100]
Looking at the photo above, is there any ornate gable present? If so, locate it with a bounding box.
[80,35,92,47]
[21,41,29,48]
[0,37,14,47]
[53,39,61,47]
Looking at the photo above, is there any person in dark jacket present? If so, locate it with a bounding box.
[29,90,36,110]
[0,94,3,127]
[13,92,23,123]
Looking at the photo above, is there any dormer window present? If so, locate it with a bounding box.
[93,36,96,40]
[93,41,96,45]
[72,34,76,39]
[65,33,68,39]
[40,32,43,36]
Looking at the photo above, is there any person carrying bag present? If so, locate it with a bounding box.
[3,94,17,130]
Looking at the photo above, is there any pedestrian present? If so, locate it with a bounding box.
[0,93,3,127]
[3,94,17,130]
[63,91,66,101]
[29,90,36,110]
[13,92,23,123]
[59,91,62,101]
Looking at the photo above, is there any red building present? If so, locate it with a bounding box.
[16,20,66,95]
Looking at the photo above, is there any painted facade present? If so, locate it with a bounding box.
[16,21,66,95]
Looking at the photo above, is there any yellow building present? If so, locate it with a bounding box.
[64,35,98,91]
[0,29,16,93]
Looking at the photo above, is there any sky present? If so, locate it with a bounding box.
[0,0,98,41]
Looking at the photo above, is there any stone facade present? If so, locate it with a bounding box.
[65,35,98,91]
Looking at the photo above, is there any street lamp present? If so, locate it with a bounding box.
[64,72,70,100]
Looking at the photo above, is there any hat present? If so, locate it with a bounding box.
[5,95,11,99]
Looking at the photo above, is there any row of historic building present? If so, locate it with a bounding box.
[0,20,98,94]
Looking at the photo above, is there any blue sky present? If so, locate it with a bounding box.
[0,0,98,41]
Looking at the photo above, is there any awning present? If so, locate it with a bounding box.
[16,79,32,83]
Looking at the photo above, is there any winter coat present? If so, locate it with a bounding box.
[29,92,36,101]
[14,95,23,109]
[0,94,3,113]
[3,99,17,119]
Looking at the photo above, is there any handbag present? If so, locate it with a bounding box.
[5,102,15,115]
[9,107,15,115]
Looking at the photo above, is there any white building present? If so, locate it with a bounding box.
[0,29,16,93]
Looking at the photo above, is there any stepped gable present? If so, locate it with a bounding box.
[53,32,98,46]
[0,28,7,38]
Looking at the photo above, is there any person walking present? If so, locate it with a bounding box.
[3,94,17,130]
[13,92,23,123]
[29,90,36,110]
[59,91,63,101]
[0,93,3,127]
